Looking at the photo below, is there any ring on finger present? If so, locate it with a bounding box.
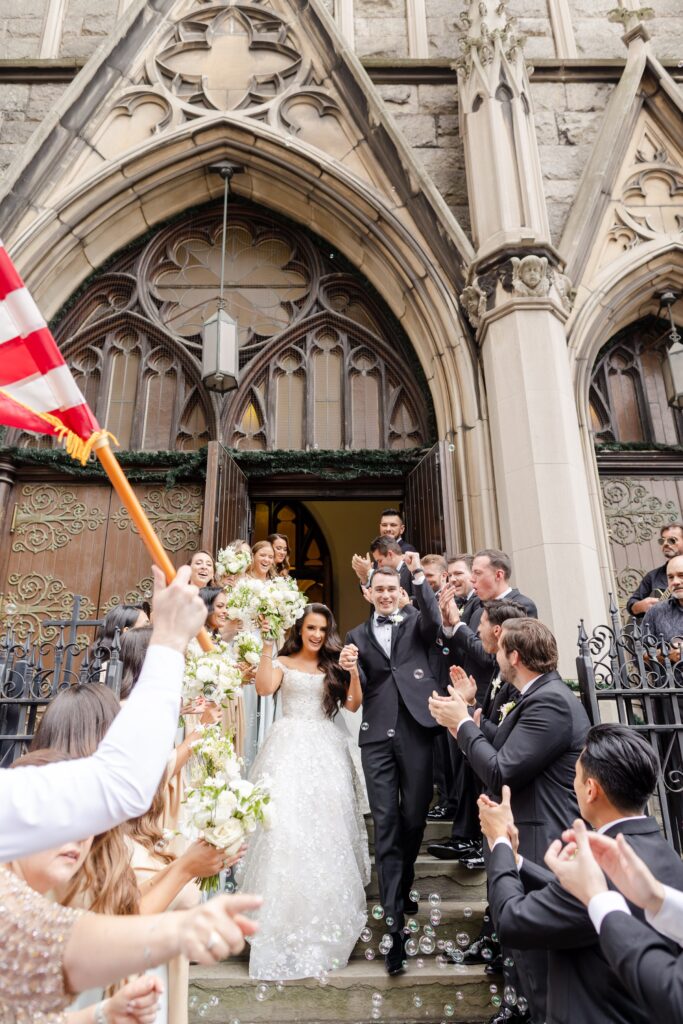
[206,930,221,953]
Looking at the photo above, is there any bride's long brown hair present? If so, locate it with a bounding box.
[279,603,349,719]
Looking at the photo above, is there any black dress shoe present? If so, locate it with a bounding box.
[463,937,500,965]
[427,804,448,820]
[484,954,504,974]
[426,838,479,860]
[460,844,485,870]
[403,894,419,915]
[385,933,406,976]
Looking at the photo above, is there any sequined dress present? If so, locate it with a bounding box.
[237,663,370,980]
[0,864,83,1023]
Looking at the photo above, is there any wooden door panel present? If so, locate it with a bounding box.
[202,442,250,551]
[404,442,460,556]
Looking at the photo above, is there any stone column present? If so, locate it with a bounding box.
[455,1,607,673]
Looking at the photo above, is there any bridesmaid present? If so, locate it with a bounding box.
[187,550,215,589]
[199,586,247,759]
[245,541,280,758]
[268,533,291,578]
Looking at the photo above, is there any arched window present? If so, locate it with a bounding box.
[9,200,433,453]
[589,316,683,446]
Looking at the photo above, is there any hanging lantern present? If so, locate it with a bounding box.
[201,161,244,395]
[201,308,239,393]
[660,291,683,408]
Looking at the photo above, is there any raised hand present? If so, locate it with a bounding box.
[339,644,359,673]
[477,785,515,847]
[438,583,461,626]
[149,564,208,655]
[403,551,422,573]
[361,585,374,605]
[544,818,608,906]
[352,553,372,585]
[449,665,476,704]
[571,830,665,914]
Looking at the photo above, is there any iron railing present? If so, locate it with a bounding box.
[577,595,683,853]
[0,597,122,767]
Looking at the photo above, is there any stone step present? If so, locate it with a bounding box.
[368,856,487,901]
[365,818,456,854]
[190,959,499,1023]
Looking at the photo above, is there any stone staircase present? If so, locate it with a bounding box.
[189,818,500,1023]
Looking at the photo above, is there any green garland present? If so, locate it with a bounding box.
[0,445,427,484]
[595,442,683,453]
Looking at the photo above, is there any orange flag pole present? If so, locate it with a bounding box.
[94,437,214,653]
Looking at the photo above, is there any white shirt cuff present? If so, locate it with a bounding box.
[491,836,521,869]
[442,622,465,638]
[645,885,683,944]
[588,891,630,934]
[456,715,477,736]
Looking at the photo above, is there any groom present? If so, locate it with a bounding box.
[341,552,446,975]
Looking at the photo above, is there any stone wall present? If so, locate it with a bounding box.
[0,83,70,176]
[0,0,49,59]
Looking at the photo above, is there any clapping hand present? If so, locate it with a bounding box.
[352,552,372,585]
[339,644,360,673]
[478,785,516,849]
[438,583,461,627]
[449,665,477,705]
[361,585,374,605]
[544,819,609,906]
[562,828,665,915]
[428,687,470,730]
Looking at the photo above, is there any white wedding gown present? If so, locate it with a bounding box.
[237,662,370,980]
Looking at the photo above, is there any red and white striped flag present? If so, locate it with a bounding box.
[0,242,105,462]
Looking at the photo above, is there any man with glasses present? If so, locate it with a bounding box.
[627,524,683,619]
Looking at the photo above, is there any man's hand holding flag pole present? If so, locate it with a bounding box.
[0,241,213,651]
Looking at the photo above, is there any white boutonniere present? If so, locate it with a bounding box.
[389,611,404,625]
[491,677,503,696]
[498,700,517,723]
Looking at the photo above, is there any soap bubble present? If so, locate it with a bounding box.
[482,946,494,961]
[408,918,420,933]
[444,1005,455,1018]
[442,647,450,655]
[416,957,424,968]
[517,997,529,1013]
[386,916,395,927]
[414,668,424,680]
[413,995,423,1008]
[504,956,515,968]
[209,996,219,1007]
[372,992,383,1006]
[419,935,435,954]
[361,927,372,942]
[409,889,420,902]
[405,938,419,956]
[361,721,369,731]
[463,906,472,918]
[491,995,502,1008]
[455,991,464,1002]
[371,1011,381,1021]
[330,958,340,970]
[428,892,441,907]
[456,931,470,948]
[198,1006,209,1019]
[430,909,442,925]
[189,996,199,1009]
[450,949,465,963]
[379,935,393,955]
[317,970,329,987]
[423,924,436,937]
[372,904,384,920]
[489,985,498,994]
[365,948,376,961]
[504,986,518,1006]
[275,982,285,993]
[255,984,270,1002]
[387,728,395,737]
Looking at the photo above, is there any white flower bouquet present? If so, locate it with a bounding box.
[183,638,243,707]
[216,543,252,579]
[224,577,265,627]
[255,576,307,641]
[232,631,263,667]
[182,725,273,893]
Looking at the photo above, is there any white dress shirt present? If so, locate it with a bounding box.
[0,644,183,860]
[373,614,393,657]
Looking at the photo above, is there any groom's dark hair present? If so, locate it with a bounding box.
[371,566,400,582]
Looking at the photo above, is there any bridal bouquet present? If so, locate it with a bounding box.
[182,724,273,893]
[183,638,242,707]
[255,577,307,641]
[224,577,265,626]
[232,630,263,667]
[216,543,252,579]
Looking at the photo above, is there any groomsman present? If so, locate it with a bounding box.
[447,554,481,626]
[429,618,590,1023]
[341,553,445,976]
[479,725,683,1024]
[378,507,417,553]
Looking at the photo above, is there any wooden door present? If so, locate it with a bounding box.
[404,442,460,556]
[202,442,251,552]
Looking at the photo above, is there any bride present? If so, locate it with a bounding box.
[237,603,370,980]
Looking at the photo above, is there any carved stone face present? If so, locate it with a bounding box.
[462,287,479,317]
[520,258,543,288]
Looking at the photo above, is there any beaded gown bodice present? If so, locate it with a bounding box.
[275,662,328,721]
[0,864,83,1024]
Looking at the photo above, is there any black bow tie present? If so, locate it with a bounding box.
[376,615,394,626]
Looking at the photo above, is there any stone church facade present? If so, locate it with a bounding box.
[0,0,682,670]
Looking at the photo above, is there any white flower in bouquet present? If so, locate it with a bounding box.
[181,725,273,893]
[224,576,264,626]
[232,631,263,667]
[216,543,252,579]
[183,638,242,708]
[256,577,307,641]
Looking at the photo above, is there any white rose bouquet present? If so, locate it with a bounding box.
[216,543,252,579]
[183,638,243,707]
[232,631,263,667]
[256,576,307,642]
[182,725,273,893]
[224,577,265,627]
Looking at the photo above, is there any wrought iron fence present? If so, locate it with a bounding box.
[577,595,683,854]
[0,596,122,767]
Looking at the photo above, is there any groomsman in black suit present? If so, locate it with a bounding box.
[429,618,589,1023]
[341,553,445,976]
[428,599,527,864]
[369,536,414,598]
[479,724,683,1024]
[447,554,481,627]
[421,555,455,821]
[378,507,417,554]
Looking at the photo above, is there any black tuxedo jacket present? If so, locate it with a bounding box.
[346,581,446,745]
[457,671,589,861]
[600,907,683,1018]
[460,592,482,629]
[488,817,683,1024]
